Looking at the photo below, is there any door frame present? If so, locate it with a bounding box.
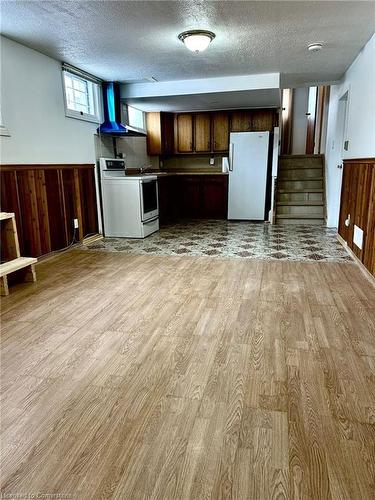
[330,85,350,228]
[338,85,351,158]
[305,86,318,154]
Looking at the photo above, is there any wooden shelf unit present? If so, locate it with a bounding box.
[0,212,37,296]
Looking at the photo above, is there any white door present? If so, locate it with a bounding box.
[327,91,348,227]
[228,132,269,220]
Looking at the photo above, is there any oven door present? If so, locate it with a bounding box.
[140,179,159,222]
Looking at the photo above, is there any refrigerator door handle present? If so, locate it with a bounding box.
[229,142,234,171]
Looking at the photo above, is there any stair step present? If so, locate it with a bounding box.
[276,213,325,220]
[279,172,323,181]
[279,154,324,159]
[279,164,323,170]
[276,200,324,206]
[277,193,323,203]
[279,159,324,169]
[278,181,324,191]
[277,206,324,216]
[279,177,324,181]
[277,188,323,193]
[276,218,325,225]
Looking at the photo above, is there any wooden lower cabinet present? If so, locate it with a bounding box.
[158,175,228,224]
[178,175,228,219]
[157,176,178,225]
[201,176,228,218]
[338,158,375,277]
[178,177,202,218]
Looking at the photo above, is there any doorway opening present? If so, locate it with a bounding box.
[280,86,330,156]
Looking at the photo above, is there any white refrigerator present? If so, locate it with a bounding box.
[227,131,269,220]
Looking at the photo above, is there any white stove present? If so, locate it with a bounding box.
[99,158,159,238]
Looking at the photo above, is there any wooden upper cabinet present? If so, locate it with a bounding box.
[146,112,174,156]
[251,109,277,132]
[146,112,162,155]
[194,114,211,152]
[148,108,277,155]
[230,111,252,132]
[230,109,277,132]
[212,112,229,152]
[161,113,174,155]
[175,111,229,153]
[176,114,194,152]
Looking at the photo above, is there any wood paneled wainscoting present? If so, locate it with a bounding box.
[338,158,375,277]
[0,164,98,258]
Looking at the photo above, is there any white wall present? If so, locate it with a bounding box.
[0,36,97,164]
[325,33,375,227]
[123,73,280,99]
[291,87,309,154]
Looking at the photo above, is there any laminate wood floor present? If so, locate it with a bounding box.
[1,249,375,499]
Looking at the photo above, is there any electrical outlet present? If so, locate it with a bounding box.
[73,218,79,229]
[209,157,215,166]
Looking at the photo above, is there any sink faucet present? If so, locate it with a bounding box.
[140,164,151,174]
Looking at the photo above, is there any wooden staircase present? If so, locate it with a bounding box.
[275,155,326,225]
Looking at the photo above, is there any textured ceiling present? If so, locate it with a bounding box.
[1,0,374,87]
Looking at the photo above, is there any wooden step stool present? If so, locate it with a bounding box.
[0,212,37,296]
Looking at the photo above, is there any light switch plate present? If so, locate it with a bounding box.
[209,157,215,166]
[353,225,363,250]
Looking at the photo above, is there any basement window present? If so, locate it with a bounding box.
[62,67,101,123]
[126,105,146,132]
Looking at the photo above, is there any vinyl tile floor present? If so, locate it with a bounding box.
[85,220,352,262]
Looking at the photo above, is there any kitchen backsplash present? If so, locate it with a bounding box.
[161,154,224,172]
[95,135,159,169]
[95,135,224,172]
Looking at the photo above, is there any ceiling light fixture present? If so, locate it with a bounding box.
[178,30,216,53]
[308,42,323,52]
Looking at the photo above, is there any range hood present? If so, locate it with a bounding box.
[97,82,145,136]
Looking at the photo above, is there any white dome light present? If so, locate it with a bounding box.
[308,42,323,52]
[178,30,216,53]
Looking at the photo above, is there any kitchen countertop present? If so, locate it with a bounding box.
[125,170,228,177]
